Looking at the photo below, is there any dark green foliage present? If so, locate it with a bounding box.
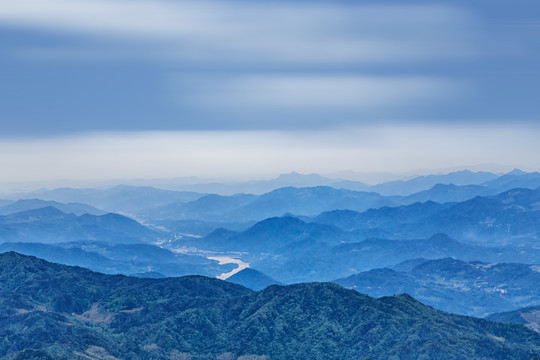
[9,349,55,360]
[487,305,540,333]
[0,252,539,360]
[130,271,166,278]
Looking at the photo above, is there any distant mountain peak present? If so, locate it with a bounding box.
[279,171,301,177]
[279,171,312,177]
[227,268,281,291]
[506,169,527,176]
[276,172,331,181]
[251,215,305,229]
[453,169,474,174]
[9,206,67,218]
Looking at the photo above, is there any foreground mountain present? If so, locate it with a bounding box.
[0,207,161,244]
[0,252,539,360]
[334,258,540,317]
[487,305,540,333]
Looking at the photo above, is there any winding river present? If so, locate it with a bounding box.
[207,256,250,280]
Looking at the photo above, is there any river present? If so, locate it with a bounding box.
[207,256,250,280]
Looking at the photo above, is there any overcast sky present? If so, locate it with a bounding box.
[0,0,539,185]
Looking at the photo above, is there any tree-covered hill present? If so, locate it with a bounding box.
[0,252,539,360]
[314,187,540,247]
[0,207,161,244]
[334,258,540,317]
[487,305,540,333]
[0,241,232,278]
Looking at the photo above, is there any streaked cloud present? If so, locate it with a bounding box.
[0,1,475,64]
[177,74,460,109]
[0,0,538,182]
[0,0,484,133]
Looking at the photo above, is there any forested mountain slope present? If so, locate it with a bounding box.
[0,252,538,360]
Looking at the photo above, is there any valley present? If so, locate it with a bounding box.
[1,169,540,359]
[3,0,540,357]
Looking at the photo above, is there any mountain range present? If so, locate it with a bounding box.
[128,169,540,197]
[1,169,540,324]
[314,187,540,246]
[2,170,540,233]
[0,241,233,278]
[334,258,540,317]
[0,252,538,360]
[0,207,161,244]
[487,305,540,333]
[180,215,540,284]
[367,169,498,196]
[226,268,281,291]
[69,169,506,196]
[0,199,106,216]
[7,185,206,219]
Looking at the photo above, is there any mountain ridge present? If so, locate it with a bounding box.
[334,257,540,317]
[0,252,539,360]
[0,207,161,244]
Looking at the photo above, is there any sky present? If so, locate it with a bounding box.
[0,0,539,187]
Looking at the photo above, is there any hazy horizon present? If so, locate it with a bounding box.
[0,164,532,195]
[1,0,539,186]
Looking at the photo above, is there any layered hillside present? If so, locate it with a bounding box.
[0,252,539,360]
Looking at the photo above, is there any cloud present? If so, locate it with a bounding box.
[0,125,538,185]
[176,74,460,109]
[6,0,522,134]
[0,0,475,65]
[166,73,465,130]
